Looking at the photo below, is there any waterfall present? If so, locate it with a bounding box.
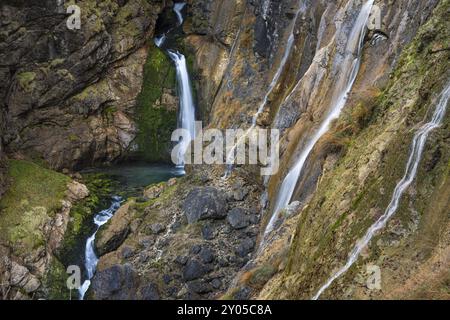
[223,0,305,177]
[262,0,374,241]
[174,2,187,25]
[262,0,271,20]
[167,50,196,170]
[78,196,123,300]
[154,34,166,48]
[313,81,450,300]
[152,3,196,171]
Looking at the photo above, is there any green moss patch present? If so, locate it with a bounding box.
[0,160,70,255]
[135,44,177,162]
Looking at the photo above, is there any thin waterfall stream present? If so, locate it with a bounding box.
[313,81,450,299]
[262,0,375,244]
[223,0,305,177]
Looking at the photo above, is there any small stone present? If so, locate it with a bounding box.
[162,274,172,284]
[167,178,177,187]
[233,188,248,201]
[190,244,202,254]
[235,238,255,257]
[183,259,209,281]
[140,283,160,300]
[187,280,213,294]
[175,255,188,265]
[211,278,222,289]
[201,224,215,240]
[227,208,249,229]
[199,247,214,264]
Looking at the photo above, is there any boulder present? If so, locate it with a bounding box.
[182,187,227,224]
[183,259,209,281]
[227,208,249,229]
[96,203,133,256]
[235,238,255,257]
[90,264,138,300]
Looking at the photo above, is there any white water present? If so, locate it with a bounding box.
[313,81,450,300]
[78,196,123,300]
[223,0,305,177]
[154,34,166,48]
[262,0,271,20]
[174,2,186,25]
[263,0,374,240]
[167,50,197,169]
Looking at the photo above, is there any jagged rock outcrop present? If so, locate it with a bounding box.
[0,0,165,170]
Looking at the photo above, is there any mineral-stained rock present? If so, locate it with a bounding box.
[182,187,228,223]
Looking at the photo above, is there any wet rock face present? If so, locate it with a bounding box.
[0,0,163,170]
[182,187,228,223]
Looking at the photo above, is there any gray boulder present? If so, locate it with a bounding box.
[227,208,249,229]
[182,187,228,224]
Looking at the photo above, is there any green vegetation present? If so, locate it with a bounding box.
[0,160,70,255]
[135,44,177,162]
[58,173,116,265]
[17,71,36,92]
[43,258,71,300]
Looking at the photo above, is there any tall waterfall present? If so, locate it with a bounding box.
[262,0,375,240]
[313,81,450,300]
[168,50,197,169]
[78,196,123,300]
[153,3,196,171]
[223,0,304,177]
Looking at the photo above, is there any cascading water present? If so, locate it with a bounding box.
[223,0,305,177]
[153,3,196,172]
[173,2,186,25]
[78,196,123,300]
[262,0,374,242]
[167,50,197,170]
[154,34,166,48]
[313,81,450,300]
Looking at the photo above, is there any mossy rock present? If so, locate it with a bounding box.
[58,173,116,266]
[135,44,177,162]
[0,160,70,256]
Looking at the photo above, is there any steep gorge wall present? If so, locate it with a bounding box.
[183,0,448,299]
[0,0,166,170]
